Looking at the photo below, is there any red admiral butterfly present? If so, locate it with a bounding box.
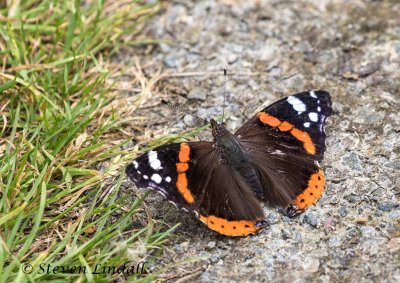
[126,90,332,236]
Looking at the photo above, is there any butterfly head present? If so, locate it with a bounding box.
[210,118,229,139]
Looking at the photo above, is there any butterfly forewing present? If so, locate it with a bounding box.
[235,90,332,211]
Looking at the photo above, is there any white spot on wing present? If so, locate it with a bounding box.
[151,173,162,184]
[133,161,139,169]
[165,176,171,182]
[310,90,317,98]
[148,151,162,170]
[143,175,148,179]
[317,106,321,112]
[309,112,318,122]
[304,122,310,128]
[287,96,306,114]
[271,150,285,155]
[137,170,141,174]
[320,115,326,132]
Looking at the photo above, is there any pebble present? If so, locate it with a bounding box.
[210,255,220,263]
[302,257,320,273]
[339,206,349,217]
[378,202,398,212]
[187,87,207,101]
[304,213,319,228]
[341,152,362,171]
[207,241,216,250]
[328,235,341,247]
[183,114,195,127]
[267,212,279,224]
[180,241,189,251]
[389,210,400,220]
[200,270,213,282]
[387,238,400,253]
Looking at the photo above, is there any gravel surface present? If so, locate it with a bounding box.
[123,0,400,281]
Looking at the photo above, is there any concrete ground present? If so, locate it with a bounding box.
[121,0,400,281]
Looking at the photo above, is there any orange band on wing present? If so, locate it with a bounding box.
[176,143,195,204]
[176,173,194,204]
[258,112,316,155]
[178,143,190,163]
[294,170,325,209]
[199,215,263,237]
[290,128,316,155]
[176,162,189,173]
[259,113,281,127]
[278,121,294,132]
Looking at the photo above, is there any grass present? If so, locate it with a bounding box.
[0,1,199,282]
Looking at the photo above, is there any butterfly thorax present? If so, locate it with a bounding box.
[210,119,249,169]
[210,118,265,199]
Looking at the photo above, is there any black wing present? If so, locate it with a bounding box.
[126,142,267,236]
[235,90,332,212]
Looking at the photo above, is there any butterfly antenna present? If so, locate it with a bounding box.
[160,99,208,124]
[222,67,227,123]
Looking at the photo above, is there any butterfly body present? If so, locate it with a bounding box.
[126,90,332,236]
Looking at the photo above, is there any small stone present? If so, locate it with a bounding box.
[200,270,212,282]
[302,257,320,273]
[183,114,195,127]
[207,241,216,249]
[384,162,400,170]
[328,235,341,247]
[378,202,398,212]
[304,213,319,227]
[198,251,211,258]
[354,105,384,124]
[339,206,349,217]
[159,43,172,53]
[180,241,189,251]
[219,25,232,36]
[341,152,362,171]
[360,226,377,238]
[281,229,293,239]
[348,194,361,203]
[389,210,400,220]
[267,212,279,224]
[164,55,179,68]
[187,87,207,101]
[294,232,303,243]
[227,53,238,64]
[387,238,400,253]
[210,255,220,263]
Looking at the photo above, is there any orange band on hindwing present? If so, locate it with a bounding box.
[199,214,264,236]
[176,143,195,204]
[258,112,316,155]
[294,170,325,209]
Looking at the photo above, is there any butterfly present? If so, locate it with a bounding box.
[126,90,332,236]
